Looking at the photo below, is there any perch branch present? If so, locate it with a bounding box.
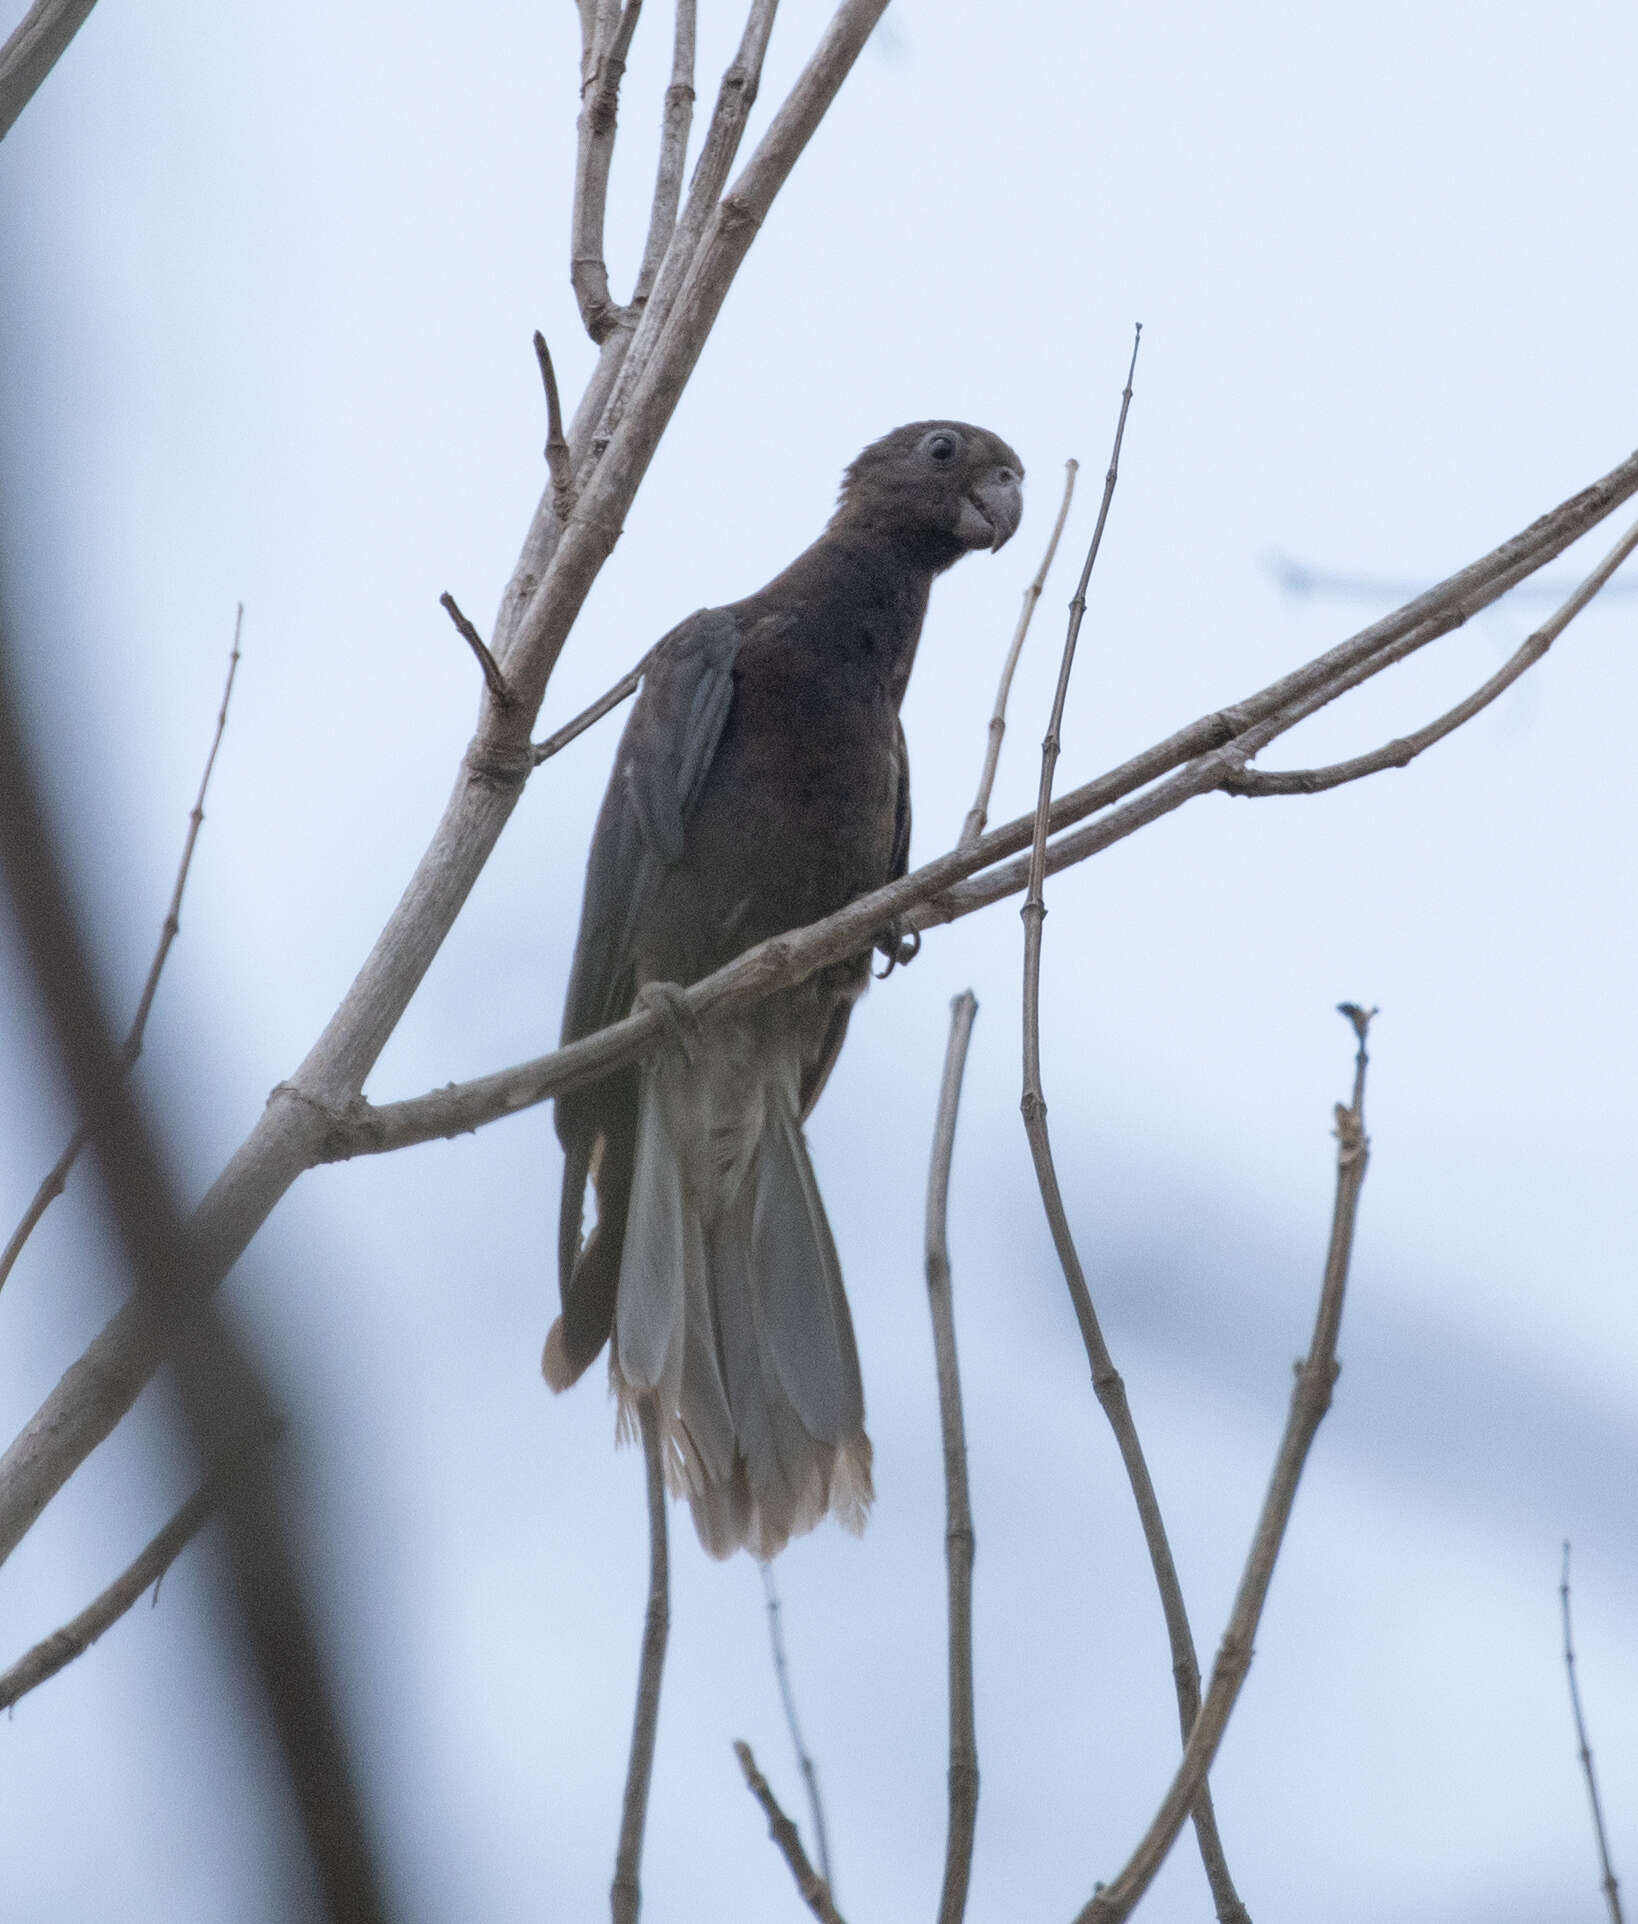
[611,1395,671,1924]
[961,457,1079,847]
[759,1563,835,1894]
[0,0,98,140]
[1,606,242,1297]
[733,1740,848,1924]
[533,331,575,523]
[1560,1543,1626,1924]
[440,591,514,709]
[1020,334,1248,1923]
[925,989,981,1924]
[1075,1005,1376,1923]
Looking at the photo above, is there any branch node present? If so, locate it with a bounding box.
[532,331,576,523]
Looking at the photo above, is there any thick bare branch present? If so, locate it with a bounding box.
[961,458,1079,847]
[1075,1006,1376,1923]
[1560,1544,1626,1924]
[0,0,893,1574]
[0,608,242,1297]
[925,989,980,1924]
[0,0,99,140]
[611,1396,670,1924]
[733,1741,848,1924]
[272,442,1638,1169]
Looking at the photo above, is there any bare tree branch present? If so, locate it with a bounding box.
[1560,1543,1626,1924]
[1225,512,1638,798]
[1075,1005,1376,1923]
[612,1395,671,1924]
[254,437,1638,1171]
[439,591,514,709]
[0,0,98,140]
[1020,334,1248,1923]
[0,607,242,1297]
[759,1564,835,1894]
[925,989,981,1924]
[961,458,1079,848]
[0,0,894,1576]
[733,1740,848,1924]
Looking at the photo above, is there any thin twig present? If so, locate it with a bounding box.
[0,0,99,140]
[1561,1543,1626,1924]
[925,989,981,1924]
[532,645,656,765]
[733,1740,848,1924]
[1075,1006,1376,1922]
[1226,512,1638,798]
[632,0,698,309]
[0,606,243,1296]
[439,591,514,709]
[0,1407,276,1713]
[533,331,575,523]
[612,1394,670,1924]
[1019,331,1249,1923]
[759,1563,834,1894]
[961,458,1079,848]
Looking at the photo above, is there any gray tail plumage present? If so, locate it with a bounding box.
[612,1059,873,1560]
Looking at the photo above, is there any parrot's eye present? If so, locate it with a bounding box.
[922,431,959,464]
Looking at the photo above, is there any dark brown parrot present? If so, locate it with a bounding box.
[546,421,1024,1559]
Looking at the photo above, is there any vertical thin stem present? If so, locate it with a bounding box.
[961,459,1079,848]
[1561,1543,1626,1924]
[633,0,699,307]
[925,990,981,1923]
[612,1394,671,1924]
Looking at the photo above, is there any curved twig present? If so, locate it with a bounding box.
[1560,1543,1626,1924]
[0,607,243,1296]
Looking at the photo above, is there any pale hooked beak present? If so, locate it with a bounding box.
[955,465,1024,551]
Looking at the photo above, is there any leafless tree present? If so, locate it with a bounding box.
[2,8,1636,1921]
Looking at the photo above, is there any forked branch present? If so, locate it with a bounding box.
[733,1740,848,1924]
[1074,1005,1376,1923]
